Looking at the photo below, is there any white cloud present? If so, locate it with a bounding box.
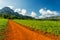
[20,9,26,15]
[14,9,27,15]
[8,6,14,9]
[0,8,2,9]
[14,9,21,12]
[30,11,37,17]
[39,8,59,18]
[39,15,46,18]
[21,9,26,14]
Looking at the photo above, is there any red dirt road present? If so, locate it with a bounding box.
[4,20,60,40]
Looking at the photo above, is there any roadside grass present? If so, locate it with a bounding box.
[14,19,60,35]
[0,19,8,40]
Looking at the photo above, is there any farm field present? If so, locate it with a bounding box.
[14,19,60,35]
[4,20,60,40]
[0,19,8,40]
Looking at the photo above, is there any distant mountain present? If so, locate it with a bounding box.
[44,16,60,19]
[0,7,34,19]
[1,7,14,14]
[38,16,60,20]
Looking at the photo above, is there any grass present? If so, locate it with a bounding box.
[0,18,8,40]
[14,19,60,35]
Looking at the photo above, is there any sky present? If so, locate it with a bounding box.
[0,0,60,18]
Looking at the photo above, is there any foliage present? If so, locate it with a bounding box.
[0,19,8,40]
[14,19,60,35]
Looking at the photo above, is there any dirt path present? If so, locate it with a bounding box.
[4,20,60,40]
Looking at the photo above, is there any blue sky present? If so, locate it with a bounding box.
[0,0,60,18]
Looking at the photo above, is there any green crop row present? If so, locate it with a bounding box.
[14,19,60,35]
[0,19,8,40]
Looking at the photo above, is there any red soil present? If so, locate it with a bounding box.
[4,20,60,40]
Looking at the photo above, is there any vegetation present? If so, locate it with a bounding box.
[0,7,34,19]
[14,19,60,35]
[0,19,8,40]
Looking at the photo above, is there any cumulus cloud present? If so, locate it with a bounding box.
[0,8,2,9]
[14,9,21,12]
[8,6,14,9]
[21,9,26,14]
[20,9,26,15]
[39,8,59,18]
[30,11,37,17]
[14,9,27,15]
[15,9,37,17]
